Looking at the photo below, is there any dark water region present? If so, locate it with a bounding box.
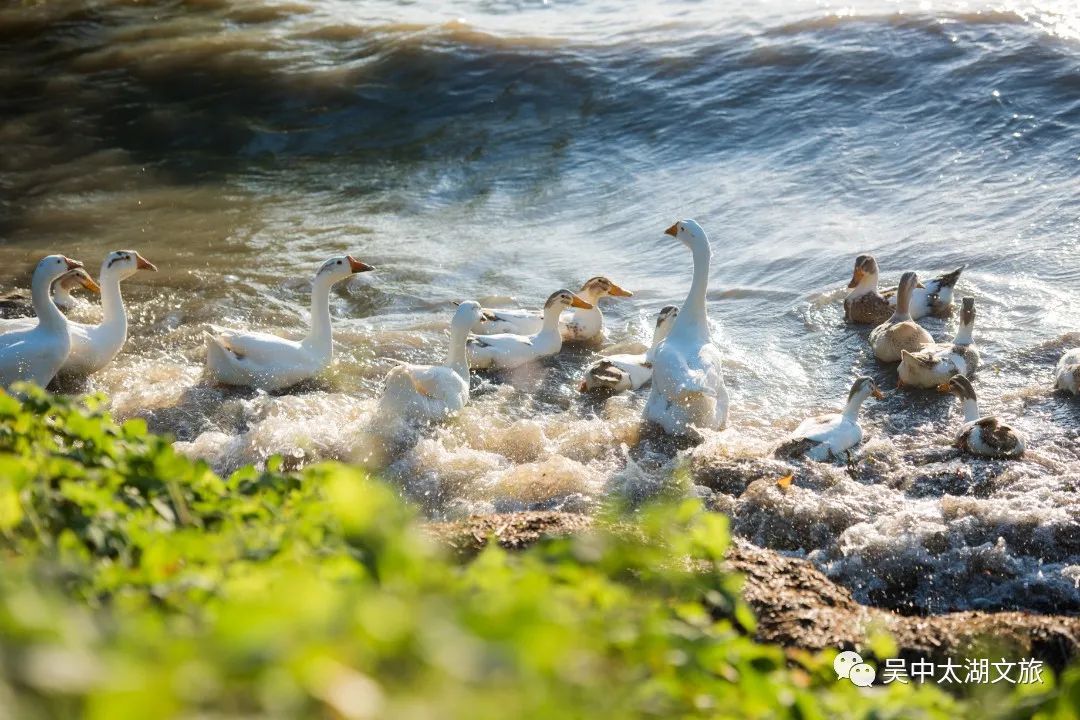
[0,0,1078,615]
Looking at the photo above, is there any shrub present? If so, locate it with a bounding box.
[0,386,1075,718]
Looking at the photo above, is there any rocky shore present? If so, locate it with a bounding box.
[427,512,1080,673]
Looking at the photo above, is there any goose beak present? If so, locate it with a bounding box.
[663,223,679,237]
[872,387,885,399]
[577,380,588,393]
[608,283,634,297]
[79,274,102,294]
[847,268,865,289]
[936,383,952,393]
[347,256,374,273]
[481,311,498,322]
[63,257,83,271]
[570,293,593,309]
[135,253,158,272]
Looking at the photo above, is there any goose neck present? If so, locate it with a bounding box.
[305,276,335,354]
[670,239,711,339]
[34,272,67,333]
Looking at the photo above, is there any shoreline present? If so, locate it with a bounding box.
[428,511,1080,672]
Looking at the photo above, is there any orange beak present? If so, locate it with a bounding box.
[63,257,84,271]
[871,387,885,399]
[608,283,634,298]
[570,293,593,309]
[936,383,952,393]
[347,256,374,273]
[135,253,158,271]
[79,274,102,294]
[847,268,865,289]
[664,223,679,237]
[577,380,587,393]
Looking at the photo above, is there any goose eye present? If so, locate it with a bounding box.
[337,260,342,265]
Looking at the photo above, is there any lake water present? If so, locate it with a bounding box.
[2,0,1078,614]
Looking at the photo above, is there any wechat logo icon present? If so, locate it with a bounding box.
[834,650,876,687]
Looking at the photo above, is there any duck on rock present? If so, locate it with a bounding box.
[938,375,1025,459]
[774,376,884,462]
[1055,348,1080,395]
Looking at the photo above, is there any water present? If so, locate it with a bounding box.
[2,0,1078,615]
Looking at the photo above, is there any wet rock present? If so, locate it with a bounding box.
[426,512,1080,671]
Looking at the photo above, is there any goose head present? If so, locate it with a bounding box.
[848,376,885,403]
[54,268,101,301]
[101,250,158,280]
[847,255,880,291]
[315,255,374,284]
[960,296,975,326]
[544,289,592,318]
[664,219,708,250]
[937,374,977,401]
[35,255,84,286]
[893,271,919,315]
[578,276,633,302]
[451,300,486,329]
[654,305,678,338]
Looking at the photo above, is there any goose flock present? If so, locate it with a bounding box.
[2,221,1077,466]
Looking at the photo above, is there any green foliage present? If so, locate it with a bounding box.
[0,385,1075,719]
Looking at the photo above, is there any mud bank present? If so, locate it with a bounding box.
[427,512,1080,672]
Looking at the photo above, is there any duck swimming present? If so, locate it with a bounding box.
[869,271,933,363]
[644,220,728,437]
[774,376,884,462]
[378,301,486,423]
[469,276,632,342]
[1055,349,1080,395]
[466,289,592,371]
[204,255,373,391]
[0,251,157,377]
[0,255,87,389]
[579,305,678,393]
[845,254,963,324]
[938,375,1025,459]
[898,296,980,388]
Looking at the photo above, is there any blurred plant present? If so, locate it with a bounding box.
[0,385,1074,719]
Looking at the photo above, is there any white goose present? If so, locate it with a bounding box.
[644,220,729,436]
[938,375,1025,459]
[869,271,933,363]
[378,301,486,423]
[469,276,633,342]
[204,255,374,391]
[466,289,592,371]
[1055,349,1080,395]
[898,296,980,388]
[0,251,156,377]
[0,255,87,389]
[775,377,884,461]
[579,305,678,393]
